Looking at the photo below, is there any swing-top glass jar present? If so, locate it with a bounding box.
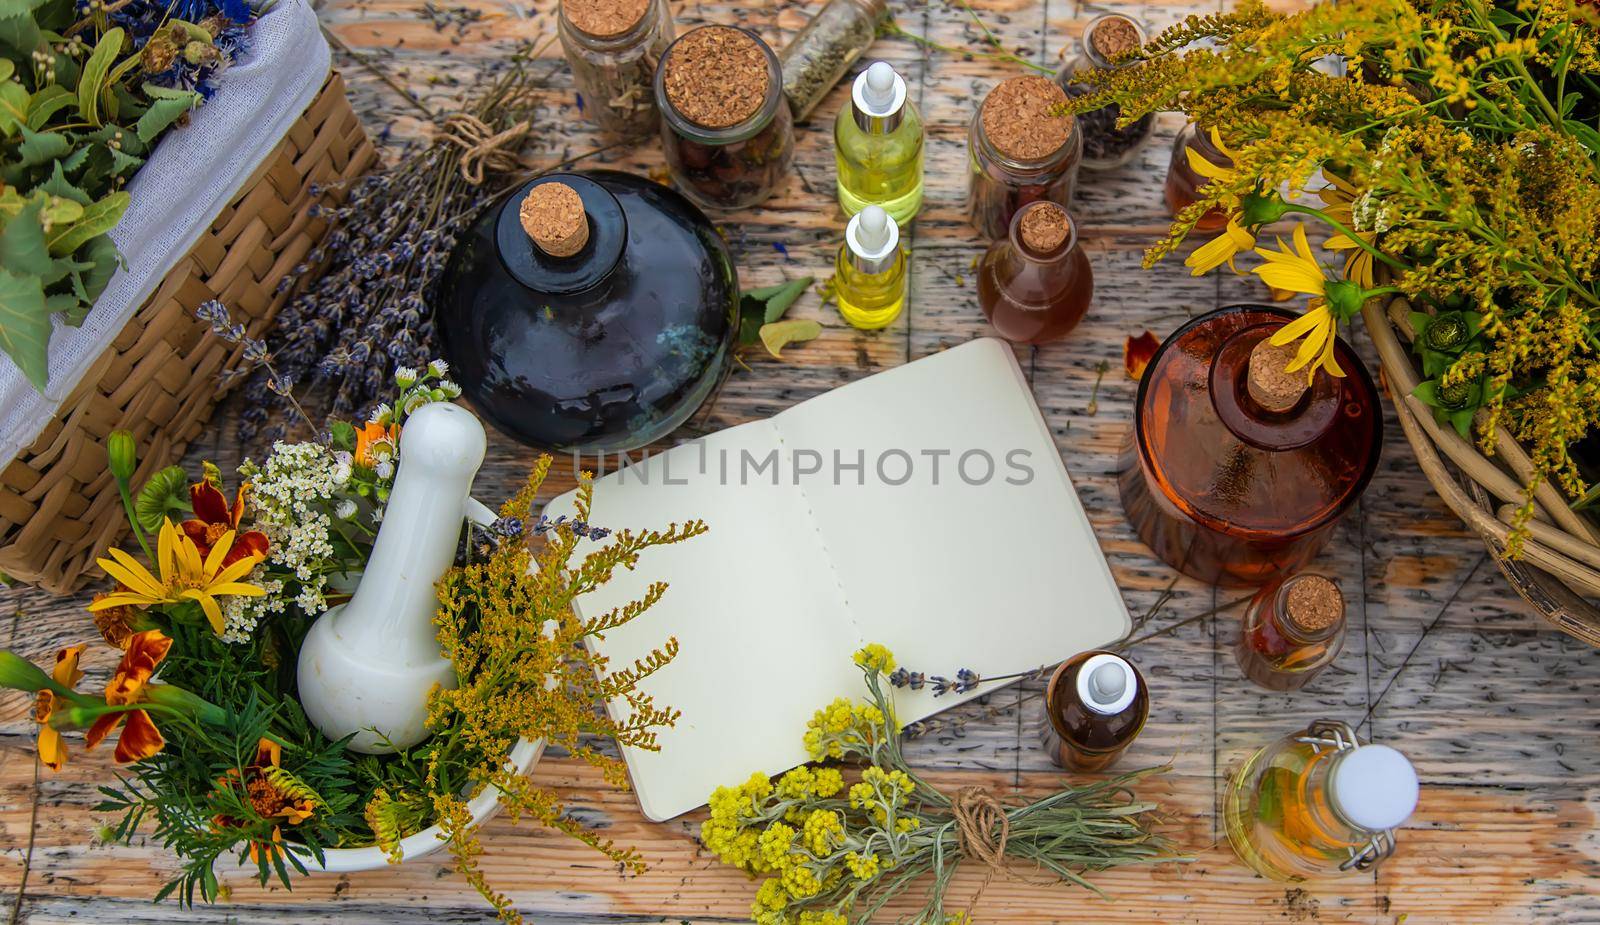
[967,75,1082,239]
[655,25,795,210]
[559,0,675,138]
[1055,13,1154,170]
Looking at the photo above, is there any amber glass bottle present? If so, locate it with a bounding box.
[1041,651,1148,772]
[1235,573,1346,692]
[1117,305,1382,586]
[1163,123,1232,232]
[976,201,1093,344]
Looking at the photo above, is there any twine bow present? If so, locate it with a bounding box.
[950,786,1056,914]
[438,113,531,184]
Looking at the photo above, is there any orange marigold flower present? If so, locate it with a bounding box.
[84,630,171,764]
[213,737,317,847]
[354,421,398,469]
[33,645,85,771]
[181,479,269,568]
[90,594,138,649]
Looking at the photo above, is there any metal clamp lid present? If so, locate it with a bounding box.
[1294,719,1398,872]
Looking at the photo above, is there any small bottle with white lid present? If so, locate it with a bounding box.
[1041,650,1149,772]
[1224,719,1419,881]
[834,205,906,330]
[835,60,925,224]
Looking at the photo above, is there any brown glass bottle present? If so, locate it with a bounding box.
[1163,123,1231,232]
[977,201,1093,344]
[1235,573,1347,692]
[1117,305,1382,587]
[1042,651,1148,772]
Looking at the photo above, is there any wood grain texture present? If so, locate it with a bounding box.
[4,0,1600,922]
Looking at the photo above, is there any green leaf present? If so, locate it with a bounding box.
[759,319,822,359]
[0,266,51,391]
[16,126,69,165]
[76,27,124,128]
[134,465,191,532]
[107,146,143,176]
[762,276,813,324]
[737,276,814,346]
[0,58,12,82]
[328,420,356,451]
[74,233,118,302]
[0,198,51,277]
[0,80,27,135]
[25,83,73,129]
[135,93,197,143]
[39,160,89,204]
[46,190,127,256]
[0,8,41,60]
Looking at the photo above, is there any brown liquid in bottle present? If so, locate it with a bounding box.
[1042,651,1148,772]
[1117,306,1382,587]
[977,201,1093,344]
[1163,124,1231,232]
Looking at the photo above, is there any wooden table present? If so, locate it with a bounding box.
[4,0,1599,921]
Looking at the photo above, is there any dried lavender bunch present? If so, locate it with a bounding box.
[239,53,545,444]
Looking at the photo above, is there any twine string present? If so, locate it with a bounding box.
[439,113,531,184]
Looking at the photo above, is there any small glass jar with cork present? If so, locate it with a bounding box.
[977,200,1093,344]
[834,205,907,330]
[1235,573,1346,692]
[559,0,675,138]
[1164,123,1234,231]
[1055,13,1154,171]
[779,0,889,124]
[966,75,1083,239]
[655,25,795,210]
[1041,650,1148,772]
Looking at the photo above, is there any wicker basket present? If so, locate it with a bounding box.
[1365,291,1600,646]
[0,72,375,595]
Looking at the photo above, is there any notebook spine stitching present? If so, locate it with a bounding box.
[771,427,858,629]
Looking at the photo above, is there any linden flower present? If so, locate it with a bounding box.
[91,520,266,636]
[1185,217,1256,276]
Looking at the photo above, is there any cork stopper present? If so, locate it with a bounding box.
[1019,202,1071,253]
[1089,15,1140,61]
[562,0,650,38]
[1284,575,1343,634]
[663,26,769,129]
[1248,338,1309,413]
[980,75,1074,161]
[519,182,589,258]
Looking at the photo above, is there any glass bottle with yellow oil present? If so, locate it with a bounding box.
[834,205,907,330]
[835,61,924,224]
[1224,719,1418,882]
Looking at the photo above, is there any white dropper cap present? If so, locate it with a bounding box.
[1075,653,1138,715]
[846,205,899,263]
[852,61,907,120]
[1329,744,1419,832]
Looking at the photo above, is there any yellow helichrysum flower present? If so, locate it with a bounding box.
[90,520,266,636]
[1252,224,1331,298]
[1185,217,1256,276]
[1268,299,1347,385]
[851,643,895,675]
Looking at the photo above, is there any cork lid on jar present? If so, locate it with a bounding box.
[1247,338,1310,413]
[981,75,1075,161]
[1088,15,1141,63]
[519,182,589,258]
[663,26,771,129]
[562,0,651,38]
[1283,574,1344,636]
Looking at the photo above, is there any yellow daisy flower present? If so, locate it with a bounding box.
[90,520,266,636]
[1268,299,1347,385]
[1251,224,1331,297]
[1318,177,1377,289]
[1185,217,1256,276]
[1184,127,1237,183]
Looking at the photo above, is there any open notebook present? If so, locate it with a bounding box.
[545,337,1131,821]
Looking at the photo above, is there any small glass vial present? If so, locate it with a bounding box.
[1235,573,1346,691]
[656,26,796,210]
[1041,651,1148,772]
[558,0,675,138]
[977,201,1093,344]
[834,205,906,330]
[1225,719,1418,881]
[835,61,924,224]
[779,0,888,123]
[1055,14,1154,171]
[1163,123,1232,232]
[966,75,1082,239]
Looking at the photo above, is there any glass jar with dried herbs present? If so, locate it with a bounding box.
[778,0,888,123]
[655,25,796,210]
[1055,14,1154,171]
[560,0,676,138]
[966,75,1083,239]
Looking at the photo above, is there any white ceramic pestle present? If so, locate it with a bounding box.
[296,402,488,753]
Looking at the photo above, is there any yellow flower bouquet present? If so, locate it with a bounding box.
[1067,0,1600,555]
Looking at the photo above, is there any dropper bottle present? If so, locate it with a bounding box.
[834,205,907,330]
[835,60,925,224]
[1041,650,1149,772]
